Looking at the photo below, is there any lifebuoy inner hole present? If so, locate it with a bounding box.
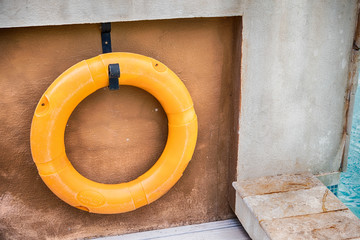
[64,86,168,184]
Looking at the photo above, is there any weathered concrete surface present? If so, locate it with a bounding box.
[0,17,239,240]
[243,186,346,221]
[234,172,322,198]
[234,173,360,240]
[262,210,360,240]
[238,0,359,180]
[235,192,270,240]
[0,0,245,28]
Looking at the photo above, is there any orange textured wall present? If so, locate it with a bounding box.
[0,17,240,239]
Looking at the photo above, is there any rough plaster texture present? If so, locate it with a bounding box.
[234,173,360,240]
[0,17,239,239]
[238,0,359,181]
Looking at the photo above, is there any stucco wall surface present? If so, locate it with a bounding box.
[237,0,359,180]
[0,17,238,239]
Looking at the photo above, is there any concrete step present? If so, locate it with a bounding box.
[233,173,360,240]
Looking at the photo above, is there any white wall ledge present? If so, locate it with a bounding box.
[0,0,243,28]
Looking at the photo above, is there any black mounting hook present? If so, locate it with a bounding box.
[101,23,120,90]
[101,23,112,53]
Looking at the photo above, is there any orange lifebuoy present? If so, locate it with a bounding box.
[30,53,198,214]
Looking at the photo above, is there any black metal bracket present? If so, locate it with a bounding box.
[101,23,119,90]
[101,23,112,53]
[108,64,120,90]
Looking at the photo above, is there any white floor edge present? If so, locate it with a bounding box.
[94,219,250,240]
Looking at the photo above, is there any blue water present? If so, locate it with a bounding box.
[339,84,360,218]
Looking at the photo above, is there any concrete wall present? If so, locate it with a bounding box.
[1,0,359,238]
[1,0,357,181]
[0,17,239,239]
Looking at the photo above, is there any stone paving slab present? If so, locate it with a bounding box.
[233,173,360,240]
[234,173,322,198]
[261,210,360,240]
[243,186,346,221]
